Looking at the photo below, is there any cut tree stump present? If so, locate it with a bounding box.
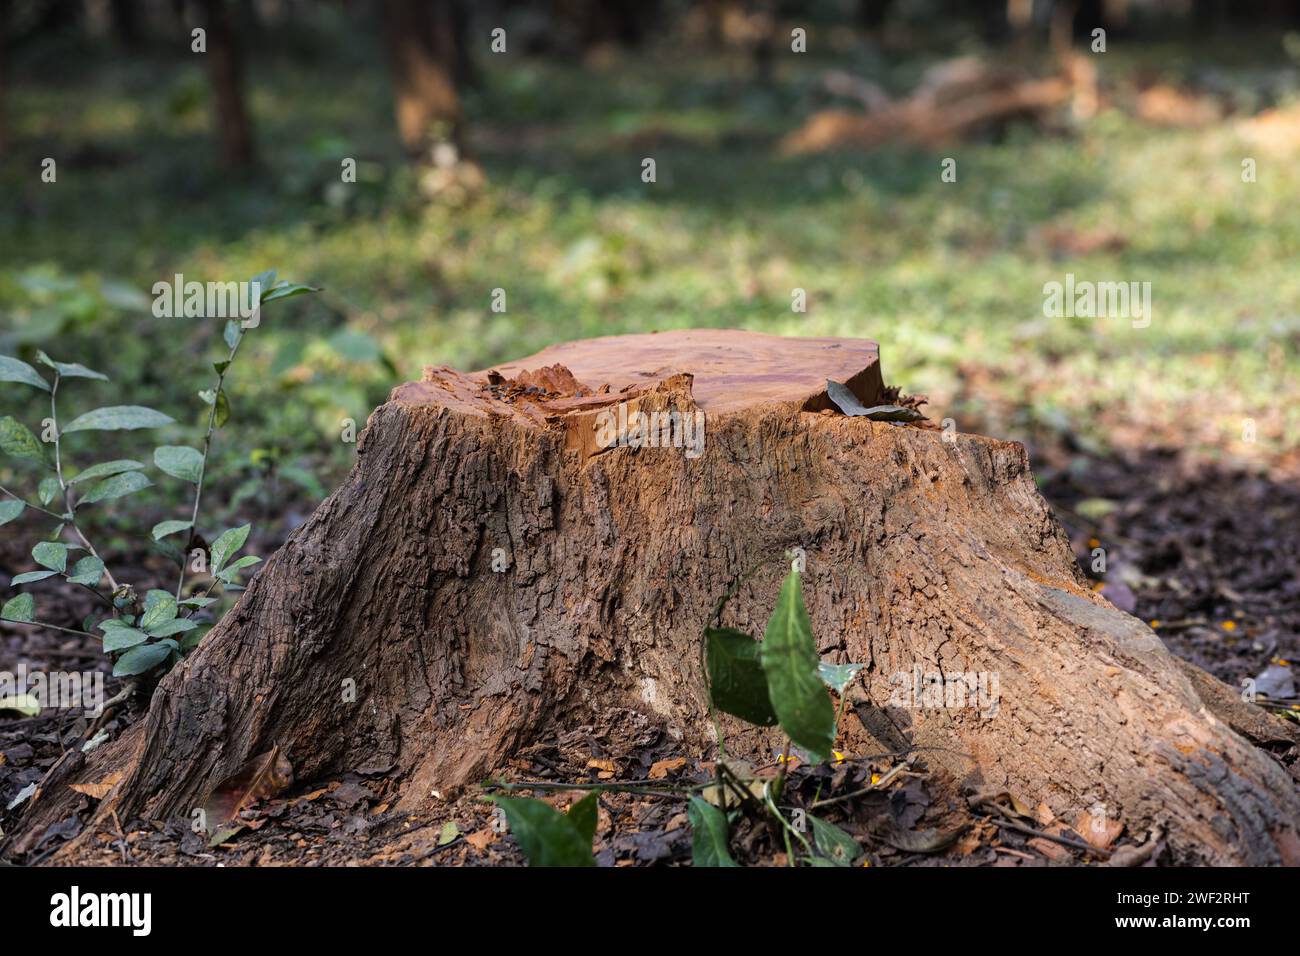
[11,330,1300,864]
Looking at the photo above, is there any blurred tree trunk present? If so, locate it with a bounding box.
[199,0,255,168]
[442,0,475,89]
[566,0,661,51]
[36,0,80,36]
[857,0,896,31]
[380,0,464,161]
[0,0,7,159]
[109,0,140,49]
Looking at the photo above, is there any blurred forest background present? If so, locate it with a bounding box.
[2,0,1299,569]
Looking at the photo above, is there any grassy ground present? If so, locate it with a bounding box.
[3,21,1299,517]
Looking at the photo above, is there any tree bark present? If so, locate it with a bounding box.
[199,0,254,168]
[10,330,1300,865]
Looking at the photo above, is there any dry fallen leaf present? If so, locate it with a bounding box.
[649,757,688,780]
[1027,837,1070,862]
[586,758,616,773]
[1035,802,1055,826]
[465,828,496,851]
[68,771,123,801]
[1074,812,1124,850]
[954,830,983,856]
[201,744,295,846]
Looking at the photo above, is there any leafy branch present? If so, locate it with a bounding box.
[0,269,318,683]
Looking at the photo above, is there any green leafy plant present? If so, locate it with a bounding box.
[483,560,866,868]
[0,271,318,684]
[488,793,600,867]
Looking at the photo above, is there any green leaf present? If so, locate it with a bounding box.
[688,796,738,867]
[214,554,261,583]
[35,351,107,381]
[214,389,230,428]
[66,556,105,586]
[490,796,597,867]
[179,596,217,609]
[210,524,251,573]
[706,627,778,726]
[180,627,208,653]
[78,471,151,506]
[151,519,193,541]
[32,541,67,573]
[0,416,48,466]
[223,320,241,351]
[0,500,24,525]
[437,822,460,846]
[199,388,231,428]
[69,459,146,484]
[154,445,204,483]
[808,813,861,866]
[817,662,864,694]
[0,692,42,717]
[112,642,171,676]
[62,405,175,433]
[0,355,50,391]
[1,593,34,623]
[100,621,149,652]
[759,570,835,763]
[261,282,319,304]
[140,590,178,629]
[250,269,277,294]
[146,617,198,638]
[11,570,57,585]
[567,791,600,846]
[37,476,60,506]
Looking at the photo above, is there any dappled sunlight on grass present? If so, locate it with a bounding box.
[3,27,1299,506]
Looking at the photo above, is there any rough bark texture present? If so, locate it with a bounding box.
[12,330,1300,865]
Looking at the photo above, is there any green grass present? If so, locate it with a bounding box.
[3,22,1299,527]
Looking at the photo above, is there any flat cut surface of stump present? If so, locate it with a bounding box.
[489,329,882,414]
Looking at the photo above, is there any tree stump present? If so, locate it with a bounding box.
[13,330,1300,864]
